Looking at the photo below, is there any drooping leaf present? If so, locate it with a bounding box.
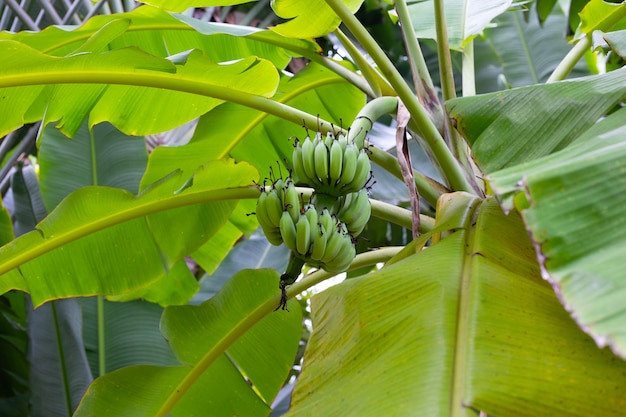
[271,0,364,38]
[0,5,319,66]
[75,269,302,417]
[286,194,626,416]
[402,0,512,50]
[448,66,626,172]
[0,41,279,137]
[604,29,626,58]
[488,106,626,360]
[0,159,258,307]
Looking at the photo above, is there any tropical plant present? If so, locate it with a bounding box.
[1,0,626,416]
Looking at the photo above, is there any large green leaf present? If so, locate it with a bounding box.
[74,269,302,417]
[0,5,318,66]
[271,0,363,38]
[487,106,626,359]
[0,40,279,137]
[140,0,254,13]
[0,159,258,307]
[286,194,626,416]
[447,66,626,173]
[403,0,512,50]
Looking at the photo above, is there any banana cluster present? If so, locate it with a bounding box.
[311,189,371,236]
[280,205,356,273]
[292,131,371,197]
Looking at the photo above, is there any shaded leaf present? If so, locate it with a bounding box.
[75,269,302,417]
[286,195,626,416]
[81,298,179,377]
[448,66,626,172]
[605,29,626,58]
[488,106,626,359]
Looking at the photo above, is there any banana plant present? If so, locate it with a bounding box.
[1,0,626,416]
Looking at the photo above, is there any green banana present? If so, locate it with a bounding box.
[342,150,370,193]
[292,142,308,185]
[337,189,371,236]
[324,237,355,273]
[279,210,297,252]
[296,213,312,256]
[314,139,330,185]
[283,181,301,224]
[265,189,283,227]
[338,143,358,187]
[301,136,319,187]
[320,221,347,262]
[337,133,348,152]
[329,139,343,185]
[308,208,327,261]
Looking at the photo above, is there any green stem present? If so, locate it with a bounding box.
[333,28,383,97]
[346,96,399,148]
[394,0,437,92]
[462,41,476,97]
[370,198,435,233]
[322,0,474,194]
[547,36,591,83]
[155,246,403,417]
[434,0,456,101]
[51,301,74,417]
[97,296,106,377]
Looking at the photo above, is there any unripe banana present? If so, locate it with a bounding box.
[318,208,335,236]
[301,136,319,187]
[311,192,339,214]
[307,207,327,261]
[338,143,358,187]
[324,131,335,149]
[329,139,343,186]
[280,210,297,252]
[314,140,330,185]
[296,213,311,256]
[337,189,371,236]
[324,236,355,273]
[337,133,348,152]
[283,181,301,224]
[265,189,283,227]
[342,150,370,193]
[320,221,346,262]
[265,228,285,246]
[292,142,308,185]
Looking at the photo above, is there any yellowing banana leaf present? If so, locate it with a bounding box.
[447,67,626,173]
[270,0,363,38]
[74,269,302,417]
[285,194,626,416]
[0,40,279,138]
[0,159,258,307]
[488,106,626,360]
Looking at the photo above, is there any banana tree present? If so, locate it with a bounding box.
[1,0,626,416]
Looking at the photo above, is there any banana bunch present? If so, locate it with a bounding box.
[279,205,356,273]
[255,178,302,246]
[311,189,371,236]
[292,131,371,197]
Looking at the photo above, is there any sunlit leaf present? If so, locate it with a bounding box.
[140,0,254,13]
[579,0,626,35]
[271,0,363,38]
[0,160,258,307]
[0,41,279,137]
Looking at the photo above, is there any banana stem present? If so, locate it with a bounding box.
[334,28,383,97]
[347,96,399,149]
[547,36,591,83]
